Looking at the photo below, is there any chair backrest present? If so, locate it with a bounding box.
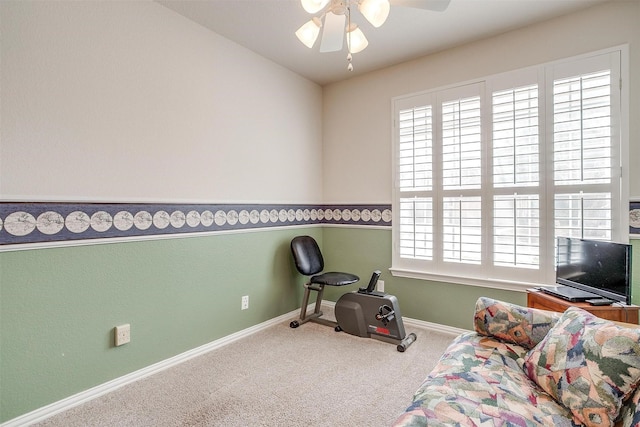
[291,235,324,276]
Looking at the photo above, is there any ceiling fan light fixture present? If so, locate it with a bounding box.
[295,17,322,48]
[301,0,331,14]
[346,24,368,54]
[295,0,451,71]
[359,0,390,27]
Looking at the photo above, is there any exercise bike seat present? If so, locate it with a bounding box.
[311,271,359,287]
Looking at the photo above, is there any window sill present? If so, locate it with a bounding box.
[389,267,541,293]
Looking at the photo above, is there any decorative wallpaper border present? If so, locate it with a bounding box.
[0,202,392,248]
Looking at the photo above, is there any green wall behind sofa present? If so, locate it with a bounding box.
[322,228,640,329]
[0,227,320,423]
[320,227,526,330]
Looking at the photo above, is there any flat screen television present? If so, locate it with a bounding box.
[556,237,632,305]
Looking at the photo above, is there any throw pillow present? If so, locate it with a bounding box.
[474,297,559,349]
[523,306,640,427]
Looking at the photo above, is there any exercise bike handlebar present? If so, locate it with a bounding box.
[358,270,381,294]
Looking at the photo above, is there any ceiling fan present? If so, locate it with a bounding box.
[295,0,451,70]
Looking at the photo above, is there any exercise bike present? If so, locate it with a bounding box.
[289,235,416,352]
[334,270,416,352]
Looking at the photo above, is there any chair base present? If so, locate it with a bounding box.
[289,282,339,329]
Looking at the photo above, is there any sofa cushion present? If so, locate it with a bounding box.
[523,307,640,427]
[474,296,560,349]
[393,332,578,427]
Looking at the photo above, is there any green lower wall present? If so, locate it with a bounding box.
[2,226,639,423]
[0,228,319,423]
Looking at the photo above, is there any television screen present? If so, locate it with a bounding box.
[556,237,632,305]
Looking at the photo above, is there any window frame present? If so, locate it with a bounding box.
[390,47,629,292]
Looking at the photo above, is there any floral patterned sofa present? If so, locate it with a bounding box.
[393,297,640,427]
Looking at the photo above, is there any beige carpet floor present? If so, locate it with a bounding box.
[35,311,456,426]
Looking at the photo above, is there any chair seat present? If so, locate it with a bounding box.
[311,272,359,286]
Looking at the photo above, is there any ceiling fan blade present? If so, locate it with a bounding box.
[390,0,451,12]
[319,12,345,53]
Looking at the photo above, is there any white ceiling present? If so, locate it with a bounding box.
[157,0,608,86]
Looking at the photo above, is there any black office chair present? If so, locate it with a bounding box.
[289,235,359,329]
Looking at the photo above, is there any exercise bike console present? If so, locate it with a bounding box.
[358,270,381,294]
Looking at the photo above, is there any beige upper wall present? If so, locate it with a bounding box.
[4,1,637,206]
[322,0,640,203]
[0,1,323,204]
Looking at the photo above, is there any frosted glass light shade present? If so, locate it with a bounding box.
[359,0,390,27]
[346,25,368,53]
[301,0,330,14]
[295,18,322,48]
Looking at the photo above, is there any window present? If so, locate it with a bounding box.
[392,49,626,288]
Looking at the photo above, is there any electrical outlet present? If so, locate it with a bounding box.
[241,295,249,310]
[377,280,385,292]
[115,324,130,346]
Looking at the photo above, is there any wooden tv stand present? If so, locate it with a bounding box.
[527,289,639,324]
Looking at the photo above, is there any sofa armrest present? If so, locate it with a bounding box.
[474,297,560,349]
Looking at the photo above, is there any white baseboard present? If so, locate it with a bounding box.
[402,316,470,336]
[3,304,463,427]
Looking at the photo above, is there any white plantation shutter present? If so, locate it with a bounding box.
[553,71,612,186]
[392,49,625,287]
[397,94,435,262]
[442,196,482,264]
[493,194,540,269]
[554,193,612,240]
[399,197,432,260]
[442,97,482,190]
[398,106,432,191]
[492,85,539,188]
[550,55,620,241]
[394,84,485,275]
[491,82,541,271]
[440,89,483,267]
